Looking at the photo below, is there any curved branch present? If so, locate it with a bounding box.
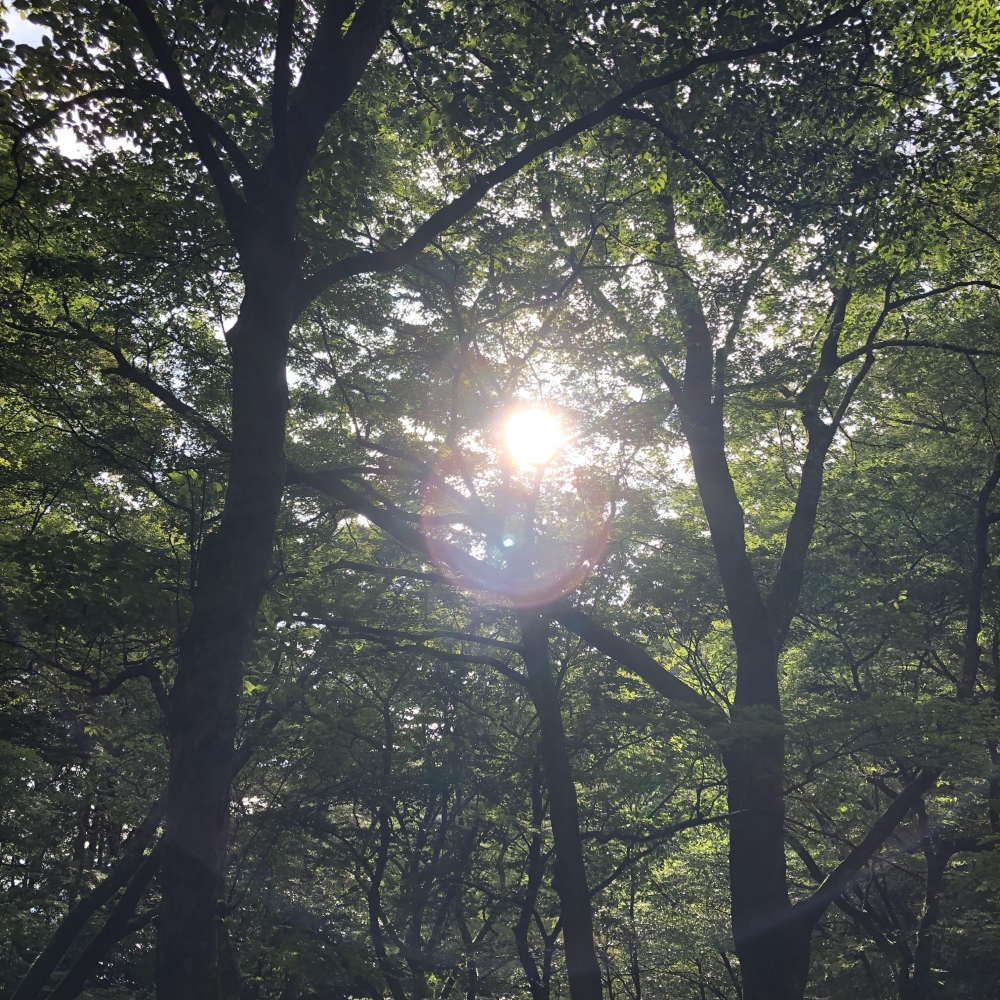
[89,660,170,719]
[837,337,1000,369]
[327,628,528,685]
[100,345,232,451]
[297,5,855,307]
[318,618,522,651]
[617,107,728,202]
[121,0,249,234]
[131,78,255,183]
[766,284,856,649]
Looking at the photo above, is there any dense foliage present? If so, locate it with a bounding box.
[4,1,1000,999]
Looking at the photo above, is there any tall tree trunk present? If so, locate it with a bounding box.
[683,414,806,1000]
[123,1,394,989]
[958,452,1000,702]
[155,268,293,1000]
[655,195,810,1000]
[908,850,947,1000]
[518,610,603,1000]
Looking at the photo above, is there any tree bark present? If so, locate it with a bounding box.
[513,760,549,1000]
[681,405,802,999]
[765,284,851,651]
[156,273,294,1000]
[120,1,396,992]
[518,611,603,1000]
[649,203,920,1000]
[655,199,798,999]
[908,850,947,1000]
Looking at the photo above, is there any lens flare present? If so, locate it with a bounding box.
[504,408,563,467]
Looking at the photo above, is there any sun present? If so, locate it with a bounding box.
[504,407,564,467]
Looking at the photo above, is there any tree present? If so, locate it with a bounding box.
[4,2,1000,1000]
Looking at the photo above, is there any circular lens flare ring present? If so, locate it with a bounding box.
[504,407,564,467]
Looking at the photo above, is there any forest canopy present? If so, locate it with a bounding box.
[3,2,1000,999]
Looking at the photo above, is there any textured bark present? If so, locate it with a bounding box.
[156,273,294,1000]
[722,741,803,1000]
[656,202,794,998]
[13,719,273,1000]
[683,404,799,999]
[518,611,603,1000]
[119,0,396,992]
[651,202,931,1000]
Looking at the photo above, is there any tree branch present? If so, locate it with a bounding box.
[297,6,856,308]
[46,842,165,1000]
[550,605,728,728]
[617,107,728,202]
[584,812,729,845]
[100,344,232,451]
[318,618,523,651]
[121,0,248,234]
[794,767,940,928]
[837,338,1000,368]
[131,78,256,183]
[10,797,166,1000]
[325,627,528,685]
[11,701,278,1000]
[323,559,455,587]
[278,0,391,182]
[787,833,913,966]
[765,283,856,649]
[288,466,509,593]
[271,0,297,175]
[89,659,170,719]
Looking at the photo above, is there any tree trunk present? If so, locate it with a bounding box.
[155,270,293,1000]
[724,745,809,1000]
[653,190,819,999]
[958,452,1000,702]
[909,850,947,1000]
[518,610,603,1000]
[681,412,806,1000]
[513,760,554,1000]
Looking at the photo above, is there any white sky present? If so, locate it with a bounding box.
[2,10,107,158]
[3,10,49,47]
